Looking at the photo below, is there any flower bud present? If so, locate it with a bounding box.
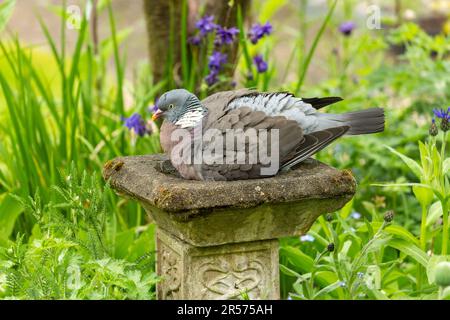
[384,210,394,223]
[441,118,449,132]
[435,261,450,287]
[327,243,335,252]
[429,119,438,136]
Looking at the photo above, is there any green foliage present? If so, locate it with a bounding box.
[0,165,157,299]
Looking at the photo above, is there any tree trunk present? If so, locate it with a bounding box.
[143,0,251,93]
[143,0,183,88]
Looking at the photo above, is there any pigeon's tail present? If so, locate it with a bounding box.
[317,108,385,135]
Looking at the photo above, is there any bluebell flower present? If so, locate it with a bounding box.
[195,15,217,35]
[253,55,268,73]
[205,69,219,86]
[357,272,364,279]
[188,35,202,46]
[351,212,361,219]
[122,113,147,137]
[339,281,347,288]
[433,107,450,120]
[248,22,272,44]
[339,21,355,36]
[300,234,315,242]
[215,26,239,46]
[208,51,227,71]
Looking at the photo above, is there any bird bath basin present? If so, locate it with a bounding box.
[103,154,356,299]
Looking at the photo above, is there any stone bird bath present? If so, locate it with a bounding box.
[103,154,356,300]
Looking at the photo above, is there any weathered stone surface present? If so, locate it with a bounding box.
[157,229,279,300]
[104,155,355,214]
[103,154,356,246]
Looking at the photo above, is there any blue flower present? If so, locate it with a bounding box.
[433,107,450,120]
[215,26,239,46]
[339,21,355,36]
[253,54,268,73]
[208,51,227,71]
[195,15,217,35]
[339,281,347,287]
[357,272,364,279]
[351,212,362,219]
[147,98,159,114]
[300,234,315,242]
[188,35,202,46]
[122,113,147,137]
[205,69,219,86]
[248,22,272,44]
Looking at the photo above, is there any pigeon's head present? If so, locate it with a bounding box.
[152,89,206,127]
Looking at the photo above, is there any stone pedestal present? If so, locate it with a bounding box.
[103,154,356,300]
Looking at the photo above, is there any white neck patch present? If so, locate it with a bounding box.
[175,109,205,128]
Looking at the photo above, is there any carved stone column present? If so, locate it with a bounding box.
[103,155,356,300]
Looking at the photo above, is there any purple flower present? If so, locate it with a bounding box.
[248,22,272,44]
[433,107,450,120]
[300,234,315,242]
[195,15,217,35]
[215,26,239,46]
[208,51,227,71]
[253,54,268,73]
[122,113,147,137]
[205,69,219,86]
[147,98,159,114]
[188,35,202,46]
[339,21,355,36]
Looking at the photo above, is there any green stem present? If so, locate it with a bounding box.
[417,205,428,291]
[295,0,337,94]
[420,205,427,251]
[442,199,448,255]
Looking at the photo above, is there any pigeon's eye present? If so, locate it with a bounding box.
[168,104,174,109]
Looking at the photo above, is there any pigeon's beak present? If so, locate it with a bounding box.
[152,109,163,121]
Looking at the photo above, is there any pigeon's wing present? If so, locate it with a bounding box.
[201,88,258,129]
[199,105,304,180]
[280,126,350,171]
[301,97,343,110]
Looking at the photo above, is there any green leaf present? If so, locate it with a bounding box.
[413,185,434,208]
[385,145,423,179]
[280,264,302,278]
[0,0,16,33]
[358,222,419,246]
[280,246,332,287]
[312,280,341,299]
[444,158,450,176]
[339,198,353,219]
[388,238,429,267]
[427,201,442,227]
[368,288,390,300]
[259,0,287,22]
[0,193,23,243]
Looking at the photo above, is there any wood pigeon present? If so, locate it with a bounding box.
[152,89,384,181]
